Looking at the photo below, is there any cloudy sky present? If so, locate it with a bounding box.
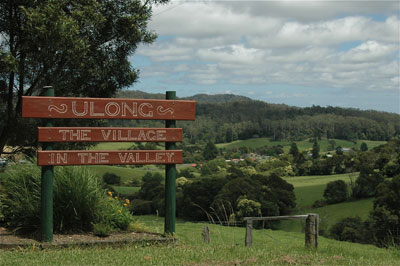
[130,0,400,113]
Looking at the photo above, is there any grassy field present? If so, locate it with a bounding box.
[284,173,357,209]
[87,165,163,183]
[1,215,398,266]
[280,173,373,233]
[216,137,386,153]
[110,185,140,196]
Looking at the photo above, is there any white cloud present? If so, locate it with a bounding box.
[134,0,400,104]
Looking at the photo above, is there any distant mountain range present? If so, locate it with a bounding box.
[117,90,251,103]
[116,90,400,143]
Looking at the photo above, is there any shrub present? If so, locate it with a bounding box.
[92,223,113,237]
[130,199,153,215]
[323,180,348,204]
[352,169,384,198]
[330,216,365,243]
[0,164,133,234]
[102,172,121,185]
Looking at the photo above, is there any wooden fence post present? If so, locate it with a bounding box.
[202,226,210,244]
[305,213,319,248]
[245,219,253,247]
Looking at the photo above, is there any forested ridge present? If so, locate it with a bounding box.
[117,90,400,143]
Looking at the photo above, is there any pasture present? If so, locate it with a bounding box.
[0,215,398,265]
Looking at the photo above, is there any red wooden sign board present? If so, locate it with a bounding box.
[38,127,182,142]
[22,96,196,120]
[37,150,182,166]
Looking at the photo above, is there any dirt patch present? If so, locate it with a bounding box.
[0,226,173,249]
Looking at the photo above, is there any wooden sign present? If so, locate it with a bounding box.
[38,127,182,142]
[22,96,196,120]
[37,150,182,166]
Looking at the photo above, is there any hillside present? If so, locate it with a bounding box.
[115,90,400,144]
[2,216,399,265]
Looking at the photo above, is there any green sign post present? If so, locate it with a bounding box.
[41,86,54,242]
[165,91,176,235]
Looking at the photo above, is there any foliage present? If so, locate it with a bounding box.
[202,141,219,161]
[360,142,368,152]
[180,176,228,220]
[235,197,262,221]
[323,180,348,204]
[0,164,133,233]
[92,223,113,237]
[102,172,121,185]
[136,172,164,215]
[138,172,163,201]
[213,173,296,223]
[0,0,169,155]
[330,216,365,243]
[312,138,320,159]
[352,169,384,198]
[368,175,400,247]
[130,199,153,215]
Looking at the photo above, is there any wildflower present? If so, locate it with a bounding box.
[117,209,122,213]
[114,196,118,200]
[108,191,112,196]
[125,199,130,204]
[123,203,128,207]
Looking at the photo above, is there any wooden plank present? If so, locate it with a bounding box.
[37,150,182,166]
[243,215,308,222]
[22,96,196,120]
[38,127,182,142]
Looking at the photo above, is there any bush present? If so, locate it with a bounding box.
[323,180,348,204]
[330,216,365,243]
[102,172,121,185]
[93,223,113,237]
[0,164,133,234]
[130,199,153,215]
[352,169,384,198]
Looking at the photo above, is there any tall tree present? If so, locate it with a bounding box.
[312,138,320,159]
[202,141,219,161]
[0,0,168,155]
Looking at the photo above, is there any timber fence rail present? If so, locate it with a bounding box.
[243,213,319,248]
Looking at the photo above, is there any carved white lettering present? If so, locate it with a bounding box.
[59,129,69,141]
[139,103,153,117]
[90,102,105,116]
[101,129,111,141]
[105,102,120,116]
[122,102,137,117]
[72,101,88,116]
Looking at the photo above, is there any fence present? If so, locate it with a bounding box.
[243,213,319,248]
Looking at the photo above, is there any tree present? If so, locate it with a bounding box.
[352,169,384,198]
[368,175,400,247]
[202,141,219,161]
[312,138,320,159]
[336,146,344,155]
[0,0,168,155]
[360,142,368,152]
[330,216,365,243]
[289,142,299,159]
[323,180,348,204]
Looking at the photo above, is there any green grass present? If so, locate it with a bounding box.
[216,137,386,153]
[88,165,163,183]
[284,173,356,209]
[280,173,374,233]
[92,142,134,150]
[111,185,140,196]
[1,215,399,266]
